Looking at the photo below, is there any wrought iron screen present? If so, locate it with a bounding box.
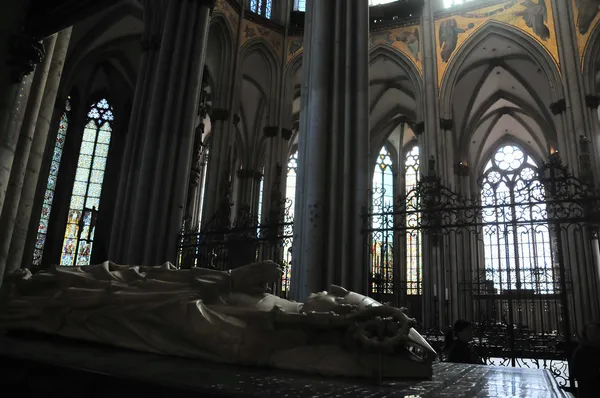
[177,199,294,297]
[365,153,600,390]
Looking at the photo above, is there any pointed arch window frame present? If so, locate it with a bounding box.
[59,98,114,267]
[403,142,422,296]
[479,142,556,295]
[281,149,298,297]
[249,0,272,18]
[371,144,397,296]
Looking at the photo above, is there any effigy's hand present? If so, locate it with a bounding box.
[230,261,283,294]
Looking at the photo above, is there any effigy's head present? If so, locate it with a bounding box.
[301,285,436,362]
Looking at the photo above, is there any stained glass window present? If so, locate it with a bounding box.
[281,151,298,296]
[481,144,554,294]
[371,146,395,295]
[250,0,272,18]
[405,145,422,295]
[33,98,72,266]
[60,98,113,266]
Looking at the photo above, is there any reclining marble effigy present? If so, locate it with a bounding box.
[0,261,436,379]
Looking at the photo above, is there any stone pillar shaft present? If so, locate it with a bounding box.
[0,0,33,219]
[9,28,72,274]
[291,0,369,300]
[551,0,594,172]
[0,33,57,285]
[112,0,214,265]
[203,2,245,226]
[109,31,161,259]
[419,0,443,328]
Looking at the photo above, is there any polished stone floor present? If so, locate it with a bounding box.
[0,332,566,397]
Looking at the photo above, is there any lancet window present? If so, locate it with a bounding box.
[480,144,555,294]
[281,151,298,296]
[404,145,422,295]
[293,0,306,11]
[371,146,395,295]
[33,98,72,266]
[249,0,272,18]
[60,99,113,266]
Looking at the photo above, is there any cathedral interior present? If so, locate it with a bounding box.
[1,0,600,395]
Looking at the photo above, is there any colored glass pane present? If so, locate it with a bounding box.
[60,98,113,266]
[371,146,394,295]
[70,195,85,210]
[33,98,71,266]
[281,151,298,296]
[481,145,554,294]
[405,145,421,295]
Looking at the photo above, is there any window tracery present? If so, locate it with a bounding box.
[481,144,555,294]
[293,0,305,11]
[250,0,272,18]
[281,151,298,295]
[405,145,422,295]
[60,99,113,266]
[371,146,395,295]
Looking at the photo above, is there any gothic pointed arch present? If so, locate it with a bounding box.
[479,142,555,296]
[238,40,281,170]
[583,23,600,95]
[368,44,422,164]
[439,20,563,118]
[60,98,115,266]
[207,15,235,107]
[369,43,423,125]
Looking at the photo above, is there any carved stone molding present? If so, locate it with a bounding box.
[6,34,45,83]
[549,99,566,115]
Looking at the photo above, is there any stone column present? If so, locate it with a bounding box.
[551,0,600,328]
[419,0,443,329]
[7,28,72,274]
[290,0,369,300]
[202,2,245,226]
[0,0,43,219]
[551,0,595,176]
[0,33,56,285]
[233,169,262,219]
[109,19,163,259]
[113,0,216,265]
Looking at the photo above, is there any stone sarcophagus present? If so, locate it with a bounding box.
[0,261,436,379]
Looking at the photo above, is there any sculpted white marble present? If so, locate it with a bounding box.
[0,261,436,379]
